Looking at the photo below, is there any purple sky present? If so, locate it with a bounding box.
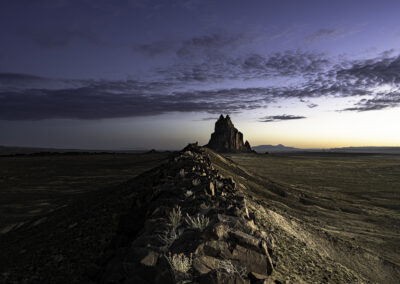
[1,0,400,149]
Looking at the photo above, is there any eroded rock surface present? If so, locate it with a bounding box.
[206,115,253,153]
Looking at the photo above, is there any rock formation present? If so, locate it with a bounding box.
[206,115,253,153]
[91,143,277,283]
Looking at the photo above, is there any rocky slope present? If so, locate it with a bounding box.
[88,143,385,284]
[206,115,253,153]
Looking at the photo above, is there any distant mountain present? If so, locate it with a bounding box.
[330,146,400,154]
[252,145,400,154]
[252,144,299,153]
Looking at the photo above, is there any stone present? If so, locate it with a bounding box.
[199,270,250,284]
[248,271,268,281]
[245,220,258,234]
[213,222,229,240]
[231,245,273,275]
[229,230,261,250]
[140,251,159,267]
[255,279,278,284]
[206,115,254,153]
[195,240,232,258]
[193,255,221,274]
[209,182,215,196]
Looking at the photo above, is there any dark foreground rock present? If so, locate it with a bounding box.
[206,115,254,153]
[90,143,278,283]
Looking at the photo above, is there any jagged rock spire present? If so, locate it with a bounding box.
[206,115,253,153]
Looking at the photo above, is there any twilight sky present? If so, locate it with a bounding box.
[1,0,400,149]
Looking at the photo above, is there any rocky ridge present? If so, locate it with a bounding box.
[206,115,253,153]
[89,143,371,284]
[90,143,278,283]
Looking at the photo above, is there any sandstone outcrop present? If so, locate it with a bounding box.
[206,115,254,153]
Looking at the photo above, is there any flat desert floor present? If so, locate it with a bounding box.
[0,152,170,234]
[226,152,400,266]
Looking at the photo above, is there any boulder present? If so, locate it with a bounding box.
[231,245,274,275]
[193,255,221,274]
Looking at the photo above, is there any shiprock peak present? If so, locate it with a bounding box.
[206,115,253,153]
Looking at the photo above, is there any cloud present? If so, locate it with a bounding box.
[176,32,246,58]
[133,39,176,56]
[2,51,400,120]
[337,54,400,85]
[20,26,106,48]
[259,115,307,122]
[306,29,338,41]
[0,74,274,120]
[306,26,363,42]
[263,50,329,76]
[193,116,219,121]
[157,49,330,83]
[339,92,400,112]
[137,30,330,82]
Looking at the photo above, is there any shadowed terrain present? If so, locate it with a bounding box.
[0,146,398,283]
[0,152,170,234]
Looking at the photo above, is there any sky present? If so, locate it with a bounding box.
[1,0,400,150]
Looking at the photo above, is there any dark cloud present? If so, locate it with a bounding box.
[0,75,272,120]
[2,51,400,120]
[133,39,176,56]
[339,92,400,112]
[0,72,80,91]
[259,115,307,122]
[263,50,329,76]
[306,29,337,41]
[328,52,400,112]
[20,26,106,48]
[138,30,330,82]
[176,32,246,58]
[337,54,400,85]
[158,49,330,82]
[306,27,363,42]
[193,116,219,121]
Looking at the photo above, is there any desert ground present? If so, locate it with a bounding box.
[0,152,170,234]
[225,152,400,266]
[0,150,399,283]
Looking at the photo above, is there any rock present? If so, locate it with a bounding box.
[140,251,159,266]
[206,115,254,153]
[213,223,229,240]
[209,182,215,196]
[248,271,268,282]
[231,245,273,275]
[254,279,278,284]
[195,240,232,258]
[244,220,258,234]
[229,230,261,250]
[199,270,250,284]
[193,255,221,274]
